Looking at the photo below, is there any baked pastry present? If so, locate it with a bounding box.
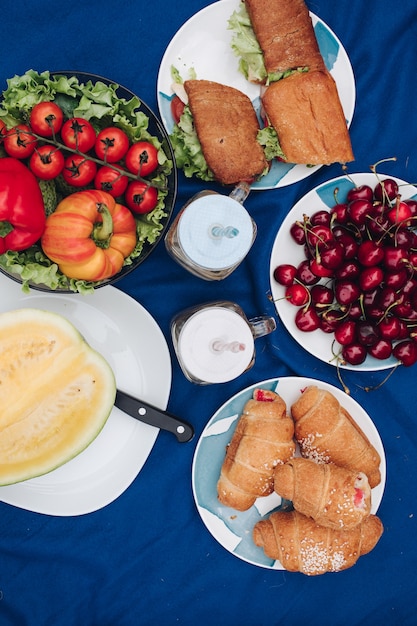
[183,79,268,185]
[291,386,381,488]
[217,389,295,511]
[273,458,371,530]
[244,0,325,79]
[253,510,383,575]
[261,69,354,165]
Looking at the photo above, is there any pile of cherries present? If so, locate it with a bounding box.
[273,175,417,367]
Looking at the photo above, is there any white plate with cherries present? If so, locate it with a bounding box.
[270,171,417,371]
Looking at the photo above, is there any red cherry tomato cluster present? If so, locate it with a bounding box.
[1,101,160,215]
[273,178,417,367]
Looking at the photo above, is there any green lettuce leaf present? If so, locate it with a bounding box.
[170,106,214,182]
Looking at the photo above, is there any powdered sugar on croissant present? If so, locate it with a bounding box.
[217,389,295,511]
[253,510,383,575]
[273,457,371,530]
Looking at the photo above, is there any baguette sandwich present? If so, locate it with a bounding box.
[229,0,354,166]
[229,0,325,84]
[261,69,354,165]
[169,79,270,185]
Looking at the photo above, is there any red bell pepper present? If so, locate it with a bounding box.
[0,157,46,253]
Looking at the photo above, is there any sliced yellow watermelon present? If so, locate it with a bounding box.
[0,308,116,485]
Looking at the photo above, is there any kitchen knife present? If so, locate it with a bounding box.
[114,389,194,443]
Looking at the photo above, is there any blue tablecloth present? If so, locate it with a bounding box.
[1,1,417,624]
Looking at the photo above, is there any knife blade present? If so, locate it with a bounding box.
[114,389,194,443]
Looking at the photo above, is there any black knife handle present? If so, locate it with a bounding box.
[115,390,194,443]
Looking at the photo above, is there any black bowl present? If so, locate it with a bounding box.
[0,70,177,293]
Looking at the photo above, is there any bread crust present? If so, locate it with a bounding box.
[273,458,372,530]
[244,0,325,76]
[217,389,295,511]
[291,386,381,488]
[253,510,383,575]
[261,69,354,165]
[184,79,268,185]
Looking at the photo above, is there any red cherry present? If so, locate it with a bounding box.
[368,339,392,360]
[319,241,345,270]
[342,342,367,365]
[348,199,373,226]
[359,266,384,291]
[334,320,356,345]
[374,178,399,202]
[330,203,349,223]
[307,225,333,249]
[385,268,408,290]
[295,306,320,332]
[296,260,320,285]
[378,316,401,340]
[356,320,379,346]
[285,283,310,306]
[290,221,306,245]
[310,258,334,278]
[310,284,334,305]
[335,260,361,280]
[320,309,345,333]
[335,279,361,305]
[386,200,413,226]
[347,184,373,202]
[393,340,417,366]
[310,210,331,226]
[334,231,359,260]
[273,263,297,286]
[384,246,409,270]
[357,240,384,267]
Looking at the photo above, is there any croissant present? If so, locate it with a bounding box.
[291,386,381,488]
[217,389,295,511]
[273,458,371,530]
[253,510,383,575]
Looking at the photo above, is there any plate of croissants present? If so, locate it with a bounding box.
[192,376,386,575]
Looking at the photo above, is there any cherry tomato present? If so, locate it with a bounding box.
[125,141,158,177]
[29,145,65,180]
[94,127,129,163]
[61,117,96,152]
[29,101,64,137]
[62,154,97,187]
[3,124,37,158]
[125,181,158,214]
[94,165,129,197]
[0,119,6,137]
[170,95,185,124]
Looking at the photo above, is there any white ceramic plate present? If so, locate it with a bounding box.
[270,173,417,371]
[157,0,355,190]
[192,376,386,569]
[0,273,171,516]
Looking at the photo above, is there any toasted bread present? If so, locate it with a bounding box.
[184,79,268,185]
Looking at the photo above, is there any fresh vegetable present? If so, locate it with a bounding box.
[62,154,97,187]
[0,308,116,485]
[94,126,129,163]
[94,165,129,197]
[125,141,158,176]
[60,116,96,152]
[29,101,64,137]
[125,181,158,214]
[3,123,37,158]
[41,189,137,281]
[29,144,65,180]
[0,157,46,252]
[0,70,174,292]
